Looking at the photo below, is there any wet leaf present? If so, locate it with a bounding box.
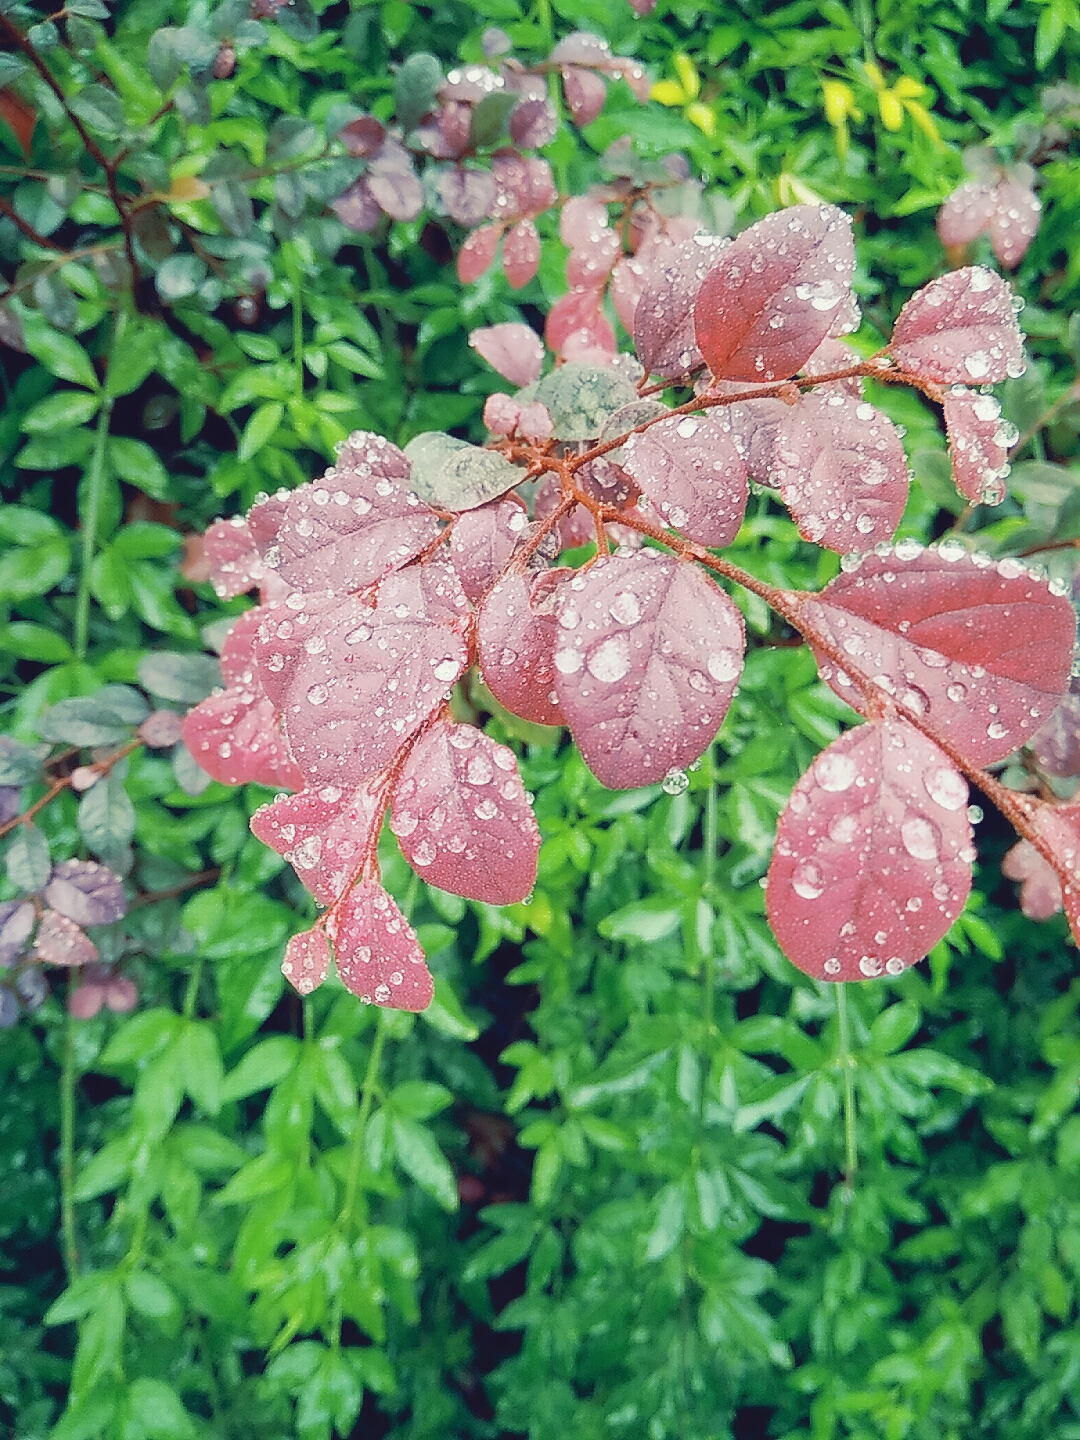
[478,570,569,728]
[281,927,331,996]
[35,910,99,967]
[327,880,433,1011]
[468,323,544,387]
[44,859,126,926]
[449,498,529,602]
[621,409,748,546]
[503,218,541,289]
[404,432,521,511]
[250,781,383,905]
[531,363,636,441]
[943,387,1013,505]
[766,717,973,982]
[633,233,730,379]
[887,266,1025,385]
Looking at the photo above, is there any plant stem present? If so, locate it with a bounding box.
[59,997,79,1281]
[836,985,858,1194]
[340,1012,388,1231]
[73,396,114,662]
[182,958,203,1020]
[702,749,718,1040]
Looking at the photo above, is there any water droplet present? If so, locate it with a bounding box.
[662,768,689,796]
[924,766,966,811]
[792,859,824,900]
[306,684,328,706]
[708,651,739,683]
[967,804,984,824]
[824,957,841,975]
[859,955,883,977]
[555,647,583,675]
[885,957,905,976]
[901,816,938,861]
[609,590,641,626]
[434,657,459,682]
[467,755,493,785]
[815,752,856,792]
[587,635,631,683]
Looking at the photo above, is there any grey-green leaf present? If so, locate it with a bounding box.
[532,364,638,441]
[404,432,521,511]
[137,652,221,705]
[36,696,132,747]
[6,824,51,893]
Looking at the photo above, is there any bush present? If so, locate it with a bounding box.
[1,1,1080,1438]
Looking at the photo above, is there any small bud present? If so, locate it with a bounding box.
[138,710,185,749]
[212,43,236,79]
[234,295,259,326]
[70,766,100,792]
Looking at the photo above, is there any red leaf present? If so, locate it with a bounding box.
[469,323,544,387]
[621,410,748,545]
[0,88,36,157]
[772,392,909,552]
[219,606,266,688]
[449,498,529,602]
[34,910,98,968]
[503,218,541,288]
[281,927,332,996]
[633,234,730,379]
[327,880,433,1011]
[610,253,649,334]
[553,553,744,788]
[44,860,126,927]
[458,222,503,283]
[804,545,1075,766]
[562,66,607,127]
[694,204,855,383]
[800,336,863,398]
[533,473,595,552]
[936,180,997,248]
[567,229,621,289]
[250,781,384,904]
[390,721,539,903]
[711,381,788,483]
[200,517,266,598]
[182,689,304,791]
[987,180,1040,269]
[943,386,1012,505]
[254,433,439,596]
[545,286,604,354]
[264,566,469,789]
[478,569,569,726]
[1001,839,1062,920]
[1028,804,1080,943]
[887,266,1025,385]
[489,153,557,222]
[767,718,973,981]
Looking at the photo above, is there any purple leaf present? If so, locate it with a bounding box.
[694,204,855,383]
[469,322,544,386]
[390,720,540,903]
[251,781,384,904]
[1002,839,1062,920]
[943,386,1012,505]
[560,196,610,248]
[200,516,266,598]
[0,900,34,967]
[263,566,469,790]
[449,498,529,602]
[767,718,973,982]
[489,153,557,222]
[711,381,788,483]
[567,229,621,289]
[804,545,1075,765]
[339,115,386,158]
[510,97,558,149]
[438,166,497,227]
[367,140,423,222]
[562,66,607,127]
[553,552,744,787]
[1030,689,1080,779]
[987,180,1041,269]
[138,710,185,748]
[327,880,433,1011]
[44,859,126,926]
[331,179,382,233]
[281,927,332,995]
[549,31,613,65]
[254,432,440,595]
[633,233,730,379]
[771,392,909,552]
[34,910,98,967]
[484,393,521,435]
[937,180,998,248]
[621,410,748,545]
[887,266,1025,385]
[503,218,541,288]
[478,569,569,727]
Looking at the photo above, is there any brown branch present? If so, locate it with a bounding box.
[128,867,221,910]
[0,739,142,841]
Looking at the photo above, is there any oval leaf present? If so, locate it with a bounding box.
[633,233,729,379]
[250,781,384,905]
[327,880,433,1011]
[281,927,331,996]
[44,860,126,926]
[886,266,1025,385]
[621,409,748,546]
[943,386,1012,505]
[478,569,568,727]
[404,432,521,511]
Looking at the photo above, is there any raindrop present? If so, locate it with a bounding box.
[662,768,689,796]
[901,816,938,861]
[859,955,883,977]
[609,590,642,626]
[587,635,631,683]
[815,752,856,792]
[792,859,825,900]
[554,648,583,675]
[923,766,967,811]
[967,804,984,824]
[708,651,740,682]
[306,684,328,706]
[824,957,841,975]
[885,957,905,976]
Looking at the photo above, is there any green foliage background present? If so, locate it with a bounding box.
[2,0,1080,1437]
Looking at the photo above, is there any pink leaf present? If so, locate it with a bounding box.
[367,140,423,222]
[562,67,607,127]
[987,180,1040,269]
[138,709,184,748]
[694,204,855,383]
[218,606,266,688]
[567,229,621,289]
[44,859,126,926]
[458,222,504,283]
[549,32,613,65]
[339,115,386,159]
[281,927,332,996]
[250,781,384,904]
[34,910,98,967]
[518,400,554,439]
[800,336,863,398]
[332,179,382,233]
[766,718,973,982]
[262,567,469,789]
[438,166,497,227]
[611,253,650,334]
[711,381,788,483]
[560,196,610,248]
[503,218,541,288]
[633,234,730,379]
[936,180,997,248]
[943,386,1012,505]
[469,323,544,386]
[450,498,529,602]
[553,552,744,787]
[478,569,569,726]
[484,393,521,435]
[390,721,540,903]
[1030,690,1080,778]
[327,880,433,1011]
[533,474,594,552]
[561,324,616,364]
[254,433,439,596]
[200,517,266,598]
[510,97,558,149]
[182,690,304,791]
[545,286,605,354]
[887,266,1025,385]
[1001,839,1062,920]
[489,153,556,222]
[106,976,137,1013]
[771,392,909,552]
[1028,804,1080,944]
[621,410,748,545]
[804,546,1075,766]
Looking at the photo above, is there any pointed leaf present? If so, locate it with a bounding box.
[887,266,1025,385]
[943,386,1013,505]
[553,552,744,788]
[182,690,303,791]
[404,431,521,511]
[35,910,99,967]
[469,323,544,387]
[0,900,34,966]
[621,409,748,545]
[256,432,439,594]
[712,381,788,483]
[766,718,973,982]
[694,204,855,382]
[390,721,540,903]
[44,860,126,926]
[281,927,331,996]
[250,780,384,904]
[804,545,1075,765]
[562,66,607,127]
[478,569,569,727]
[988,181,1040,269]
[633,233,730,379]
[449,498,529,602]
[772,392,909,552]
[327,880,433,1011]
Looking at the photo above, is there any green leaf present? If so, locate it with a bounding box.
[394,52,442,131]
[388,1080,454,1121]
[21,390,100,433]
[16,428,96,470]
[390,1115,458,1211]
[404,431,520,510]
[156,254,208,303]
[221,1035,300,1102]
[6,822,51,892]
[78,772,136,855]
[137,651,221,705]
[326,341,384,379]
[107,437,172,501]
[124,1271,180,1320]
[469,89,518,148]
[531,364,637,441]
[69,84,126,137]
[0,622,74,662]
[122,1378,197,1440]
[22,318,99,389]
[421,974,480,1041]
[99,1008,181,1068]
[179,1021,224,1115]
[238,401,284,462]
[0,537,72,599]
[868,1001,921,1056]
[36,695,131,746]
